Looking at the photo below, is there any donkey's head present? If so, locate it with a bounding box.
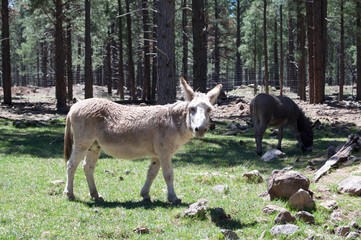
[180,77,222,137]
[298,116,320,152]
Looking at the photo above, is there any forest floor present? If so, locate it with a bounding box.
[1,84,361,232]
[1,84,361,129]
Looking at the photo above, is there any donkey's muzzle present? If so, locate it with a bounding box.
[194,126,207,137]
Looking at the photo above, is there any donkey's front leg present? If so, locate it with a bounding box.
[160,157,181,205]
[84,145,102,201]
[140,157,160,202]
[276,127,284,151]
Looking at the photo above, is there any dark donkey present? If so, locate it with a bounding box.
[250,93,319,155]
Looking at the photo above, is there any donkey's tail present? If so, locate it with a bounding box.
[64,115,73,163]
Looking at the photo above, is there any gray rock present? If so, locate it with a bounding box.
[319,200,338,211]
[267,170,310,200]
[243,170,263,183]
[335,226,351,236]
[270,224,299,236]
[338,176,361,196]
[213,184,229,194]
[262,205,287,214]
[261,149,285,162]
[274,210,296,224]
[346,232,360,239]
[182,198,208,218]
[288,189,315,210]
[295,211,315,224]
[220,229,239,240]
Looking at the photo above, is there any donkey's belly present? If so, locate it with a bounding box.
[268,118,287,127]
[99,141,155,160]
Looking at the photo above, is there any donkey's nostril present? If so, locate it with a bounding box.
[195,127,199,132]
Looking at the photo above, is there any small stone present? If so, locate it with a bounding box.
[288,189,315,210]
[346,231,360,239]
[319,200,338,211]
[274,210,296,224]
[262,205,287,214]
[270,224,299,236]
[335,226,351,236]
[213,184,229,194]
[295,211,315,224]
[220,229,239,240]
[242,170,263,183]
[51,180,65,185]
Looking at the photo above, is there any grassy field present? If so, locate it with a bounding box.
[0,117,360,239]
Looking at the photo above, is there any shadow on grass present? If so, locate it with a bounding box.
[79,198,189,209]
[209,207,258,230]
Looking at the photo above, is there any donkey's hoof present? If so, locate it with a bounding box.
[92,195,104,202]
[142,197,152,204]
[64,191,75,201]
[170,198,182,206]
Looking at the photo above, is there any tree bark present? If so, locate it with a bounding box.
[156,0,176,104]
[2,0,12,104]
[263,0,269,94]
[182,0,189,79]
[125,0,136,100]
[235,0,243,85]
[106,27,112,95]
[287,0,297,93]
[356,0,361,100]
[54,0,67,110]
[66,18,73,101]
[339,0,345,101]
[296,0,306,100]
[279,4,284,96]
[306,0,315,103]
[142,0,151,100]
[192,0,208,92]
[117,0,125,100]
[84,0,93,98]
[213,0,220,84]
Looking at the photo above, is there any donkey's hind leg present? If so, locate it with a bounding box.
[276,127,284,151]
[140,157,160,202]
[64,145,87,200]
[84,142,102,201]
[255,123,267,155]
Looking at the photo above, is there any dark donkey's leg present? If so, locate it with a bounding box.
[255,122,266,155]
[277,126,284,151]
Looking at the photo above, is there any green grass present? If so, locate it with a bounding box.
[0,118,360,239]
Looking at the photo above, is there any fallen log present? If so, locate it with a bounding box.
[314,134,361,182]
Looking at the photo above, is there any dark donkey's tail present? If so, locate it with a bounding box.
[64,115,73,163]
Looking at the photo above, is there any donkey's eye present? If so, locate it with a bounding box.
[189,107,196,113]
[207,108,211,113]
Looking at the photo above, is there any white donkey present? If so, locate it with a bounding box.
[63,78,222,204]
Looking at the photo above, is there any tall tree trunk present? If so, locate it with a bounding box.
[117,0,125,99]
[125,0,136,100]
[356,0,361,100]
[151,0,158,101]
[273,12,279,88]
[142,0,151,100]
[287,0,297,93]
[84,0,93,98]
[339,0,345,101]
[253,22,257,95]
[106,27,112,95]
[192,0,208,92]
[296,0,306,100]
[76,40,81,84]
[66,19,73,101]
[2,0,12,104]
[313,0,327,103]
[156,0,176,104]
[306,0,314,103]
[55,0,67,111]
[263,0,269,94]
[182,0,189,79]
[235,0,243,85]
[213,0,220,84]
[279,4,284,96]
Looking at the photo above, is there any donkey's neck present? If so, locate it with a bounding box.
[167,101,193,139]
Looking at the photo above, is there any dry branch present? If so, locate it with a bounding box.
[314,134,361,182]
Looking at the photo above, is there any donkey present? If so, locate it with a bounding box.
[63,78,222,204]
[250,93,318,155]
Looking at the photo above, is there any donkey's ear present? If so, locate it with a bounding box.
[207,84,223,105]
[180,77,194,101]
[311,119,321,129]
